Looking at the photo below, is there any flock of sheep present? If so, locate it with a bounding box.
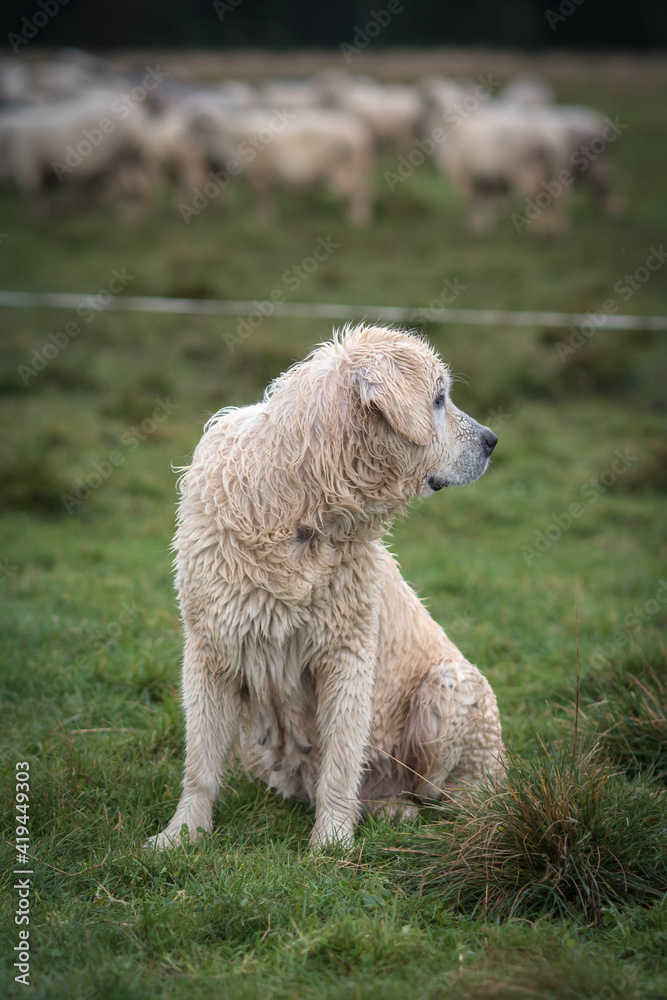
[0,51,620,235]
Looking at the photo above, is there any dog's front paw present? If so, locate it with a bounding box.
[144,828,184,852]
[309,815,354,850]
[144,823,203,852]
[145,795,214,851]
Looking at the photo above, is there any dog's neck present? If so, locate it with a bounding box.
[312,503,397,546]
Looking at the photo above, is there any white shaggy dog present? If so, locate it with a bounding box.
[148,325,503,850]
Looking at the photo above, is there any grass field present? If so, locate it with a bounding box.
[1,52,667,999]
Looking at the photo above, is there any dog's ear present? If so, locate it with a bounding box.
[354,354,434,446]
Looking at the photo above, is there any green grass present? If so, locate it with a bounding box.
[1,59,667,999]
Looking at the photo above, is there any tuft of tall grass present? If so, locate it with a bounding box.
[396,742,667,923]
[580,651,667,784]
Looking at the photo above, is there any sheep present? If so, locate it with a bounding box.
[540,105,621,215]
[418,75,469,110]
[259,77,324,110]
[144,105,209,198]
[415,80,572,236]
[442,102,573,237]
[190,105,374,225]
[417,75,481,174]
[494,78,618,215]
[27,60,94,102]
[499,74,556,107]
[320,71,421,152]
[136,87,259,204]
[0,58,30,104]
[213,79,258,107]
[2,91,156,215]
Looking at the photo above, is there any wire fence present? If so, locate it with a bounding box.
[1,290,666,330]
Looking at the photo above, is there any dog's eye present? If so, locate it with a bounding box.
[433,392,446,409]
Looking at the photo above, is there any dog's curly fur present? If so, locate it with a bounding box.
[147,325,503,850]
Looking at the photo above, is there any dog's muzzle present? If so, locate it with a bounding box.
[427,476,448,491]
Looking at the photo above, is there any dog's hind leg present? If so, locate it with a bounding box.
[145,636,239,850]
[407,662,504,801]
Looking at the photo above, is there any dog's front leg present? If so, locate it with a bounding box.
[309,617,378,849]
[146,635,238,850]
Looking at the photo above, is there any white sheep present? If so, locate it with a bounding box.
[190,105,374,225]
[213,79,258,107]
[499,74,556,107]
[259,77,324,110]
[320,71,420,152]
[494,79,618,215]
[0,58,30,103]
[417,82,572,237]
[443,102,572,237]
[540,105,621,215]
[2,91,156,215]
[144,105,208,198]
[27,60,94,102]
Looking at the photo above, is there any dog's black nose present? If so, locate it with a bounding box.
[481,429,498,455]
[427,476,447,491]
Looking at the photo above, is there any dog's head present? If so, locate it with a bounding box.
[343,325,497,501]
[262,325,497,535]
